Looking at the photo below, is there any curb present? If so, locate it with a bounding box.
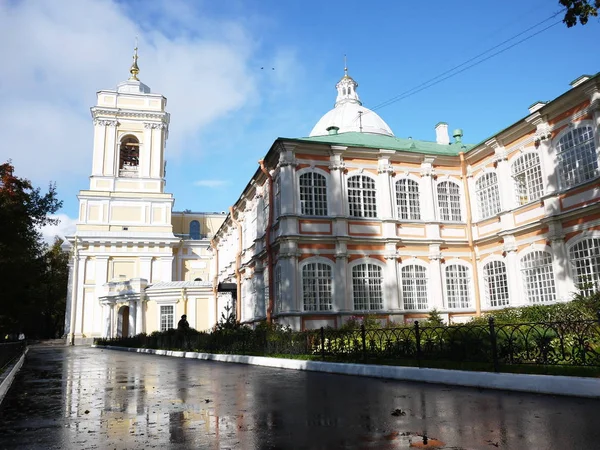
[0,347,28,405]
[93,345,600,399]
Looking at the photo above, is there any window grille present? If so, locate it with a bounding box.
[476,173,501,219]
[483,260,510,307]
[520,251,556,304]
[437,181,462,221]
[556,125,598,189]
[352,263,383,310]
[445,265,471,309]
[160,305,174,331]
[402,265,428,310]
[569,237,600,295]
[396,178,421,220]
[189,220,200,240]
[299,172,328,216]
[348,175,377,218]
[512,153,544,205]
[302,262,333,311]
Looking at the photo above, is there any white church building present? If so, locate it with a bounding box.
[65,50,600,343]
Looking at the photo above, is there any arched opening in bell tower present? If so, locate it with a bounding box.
[119,135,140,177]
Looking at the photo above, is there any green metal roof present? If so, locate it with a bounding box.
[287,132,473,156]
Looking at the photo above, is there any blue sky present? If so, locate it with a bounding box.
[0,0,598,238]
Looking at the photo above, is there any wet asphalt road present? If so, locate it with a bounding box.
[1,347,600,450]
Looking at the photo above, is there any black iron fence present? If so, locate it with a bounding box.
[96,314,600,372]
[0,341,26,373]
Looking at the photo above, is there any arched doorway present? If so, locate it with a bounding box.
[117,305,130,337]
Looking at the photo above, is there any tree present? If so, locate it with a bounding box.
[561,0,600,26]
[0,162,63,338]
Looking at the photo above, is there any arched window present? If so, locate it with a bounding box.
[483,260,509,307]
[520,251,556,303]
[512,153,543,205]
[396,178,421,220]
[401,265,428,310]
[437,181,462,221]
[556,125,598,189]
[302,262,333,311]
[352,263,383,310]
[445,264,471,309]
[119,135,140,174]
[348,175,377,218]
[299,171,327,216]
[569,237,600,294]
[189,220,200,240]
[476,173,501,219]
[194,277,202,281]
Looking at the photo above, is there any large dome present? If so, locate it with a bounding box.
[309,69,394,137]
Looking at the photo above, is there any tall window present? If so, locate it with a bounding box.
[556,125,598,189]
[302,262,333,311]
[445,265,471,309]
[119,135,140,176]
[189,220,200,240]
[352,263,383,310]
[348,175,377,218]
[299,172,327,216]
[274,176,281,219]
[512,153,544,205]
[520,251,556,304]
[401,265,428,310]
[160,305,174,331]
[476,173,501,219]
[396,179,421,220]
[274,265,282,313]
[263,269,269,314]
[437,181,462,221]
[483,260,509,307]
[569,237,600,294]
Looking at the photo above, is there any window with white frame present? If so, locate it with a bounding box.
[274,176,281,219]
[396,178,421,220]
[352,263,383,310]
[556,125,599,189]
[483,260,510,307]
[274,265,282,313]
[569,237,600,295]
[520,251,556,304]
[348,175,377,218]
[401,265,428,310]
[159,305,174,331]
[445,264,471,309]
[263,269,269,315]
[437,181,462,221]
[299,171,328,216]
[262,190,270,230]
[512,153,544,205]
[302,262,333,311]
[476,173,501,219]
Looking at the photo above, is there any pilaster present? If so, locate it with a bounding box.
[334,242,350,311]
[383,243,400,310]
[503,236,522,306]
[420,158,436,221]
[377,151,394,219]
[277,143,297,216]
[428,244,444,310]
[328,146,347,216]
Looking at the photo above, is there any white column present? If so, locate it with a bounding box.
[490,144,515,212]
[91,121,107,176]
[278,146,296,216]
[141,124,153,178]
[139,257,152,281]
[328,148,347,216]
[377,154,394,219]
[334,254,350,312]
[109,303,116,338]
[503,237,523,306]
[74,256,87,337]
[383,243,400,310]
[128,301,137,337]
[278,255,295,313]
[105,122,118,177]
[101,303,111,338]
[428,245,444,311]
[420,159,436,221]
[160,256,174,282]
[136,300,145,334]
[550,237,573,301]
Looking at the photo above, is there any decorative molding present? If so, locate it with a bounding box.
[94,119,119,127]
[503,242,518,253]
[420,165,436,178]
[428,251,442,261]
[144,122,168,130]
[328,161,346,171]
[92,108,168,121]
[377,164,394,175]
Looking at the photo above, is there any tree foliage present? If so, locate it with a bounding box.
[0,162,64,338]
[560,0,600,26]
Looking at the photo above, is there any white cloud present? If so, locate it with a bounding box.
[0,0,261,183]
[193,179,229,188]
[40,214,78,244]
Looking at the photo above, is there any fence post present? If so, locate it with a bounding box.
[320,327,325,361]
[361,324,367,363]
[489,317,500,373]
[414,321,422,368]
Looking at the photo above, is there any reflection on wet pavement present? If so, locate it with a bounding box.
[1,346,600,449]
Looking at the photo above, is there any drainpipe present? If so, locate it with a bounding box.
[258,160,274,323]
[459,152,482,316]
[229,206,243,322]
[210,238,220,326]
[69,237,80,345]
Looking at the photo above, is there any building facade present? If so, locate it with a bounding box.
[213,70,600,330]
[64,52,226,344]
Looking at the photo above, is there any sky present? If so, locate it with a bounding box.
[0,0,598,241]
